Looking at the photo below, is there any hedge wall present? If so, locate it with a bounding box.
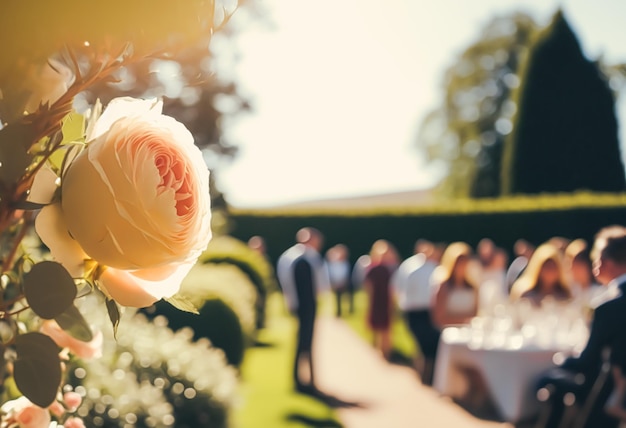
[228,193,626,263]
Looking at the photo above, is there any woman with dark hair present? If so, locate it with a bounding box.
[364,239,398,359]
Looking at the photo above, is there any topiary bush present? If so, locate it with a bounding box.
[200,236,278,329]
[142,263,257,366]
[145,297,247,367]
[501,10,625,195]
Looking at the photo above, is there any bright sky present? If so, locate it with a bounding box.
[216,0,626,208]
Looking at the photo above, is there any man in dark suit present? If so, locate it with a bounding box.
[537,225,626,428]
[277,227,328,394]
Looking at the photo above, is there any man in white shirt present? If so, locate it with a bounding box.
[393,239,439,385]
[276,227,329,395]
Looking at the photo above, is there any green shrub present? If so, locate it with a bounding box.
[200,236,278,329]
[144,297,246,367]
[142,263,257,366]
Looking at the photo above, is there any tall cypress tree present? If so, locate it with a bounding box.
[501,10,626,195]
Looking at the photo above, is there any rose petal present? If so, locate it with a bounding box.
[90,97,162,141]
[13,399,51,428]
[35,204,88,277]
[41,321,103,360]
[27,165,59,204]
[99,262,195,308]
[63,417,86,428]
[63,392,82,411]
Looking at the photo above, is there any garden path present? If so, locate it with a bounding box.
[313,316,512,428]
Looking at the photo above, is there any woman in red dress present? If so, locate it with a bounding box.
[364,239,399,359]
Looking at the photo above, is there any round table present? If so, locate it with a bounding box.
[433,324,586,423]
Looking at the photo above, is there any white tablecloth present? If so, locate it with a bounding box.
[433,326,573,423]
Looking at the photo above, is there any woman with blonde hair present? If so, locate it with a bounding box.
[510,243,572,306]
[364,239,397,359]
[431,242,479,329]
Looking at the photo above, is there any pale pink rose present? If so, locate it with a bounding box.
[48,401,64,418]
[35,97,212,307]
[0,397,51,428]
[62,393,81,412]
[24,59,73,114]
[62,417,85,428]
[40,320,103,359]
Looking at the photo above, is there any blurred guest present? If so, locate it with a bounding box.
[393,239,440,384]
[326,244,351,318]
[478,248,509,316]
[248,235,275,329]
[506,239,535,292]
[477,238,496,270]
[548,236,571,253]
[351,254,371,314]
[510,243,571,306]
[247,235,267,255]
[276,227,329,395]
[565,239,604,305]
[364,239,397,359]
[431,243,446,265]
[431,242,479,328]
[477,238,509,307]
[536,226,626,428]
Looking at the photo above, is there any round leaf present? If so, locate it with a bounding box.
[14,333,62,407]
[23,261,77,319]
[54,304,93,342]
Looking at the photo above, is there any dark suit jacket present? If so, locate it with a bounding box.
[294,257,317,320]
[562,281,626,378]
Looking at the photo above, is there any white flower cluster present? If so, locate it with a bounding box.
[66,295,239,428]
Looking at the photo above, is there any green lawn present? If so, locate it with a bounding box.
[232,290,419,428]
[232,294,340,428]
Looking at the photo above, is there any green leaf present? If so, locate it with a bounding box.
[14,332,62,407]
[60,112,85,145]
[12,200,48,210]
[165,294,200,315]
[23,261,77,319]
[54,304,93,342]
[48,113,86,172]
[106,298,120,339]
[0,122,35,187]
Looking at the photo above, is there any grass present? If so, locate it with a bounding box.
[232,293,341,428]
[232,290,420,428]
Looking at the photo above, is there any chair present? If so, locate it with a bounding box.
[533,354,612,428]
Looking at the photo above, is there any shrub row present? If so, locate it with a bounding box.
[228,192,626,263]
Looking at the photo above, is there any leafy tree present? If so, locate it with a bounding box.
[501,11,626,195]
[416,12,538,198]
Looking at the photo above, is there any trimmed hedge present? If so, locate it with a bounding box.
[228,192,626,263]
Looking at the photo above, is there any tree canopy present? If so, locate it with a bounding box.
[416,12,538,198]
